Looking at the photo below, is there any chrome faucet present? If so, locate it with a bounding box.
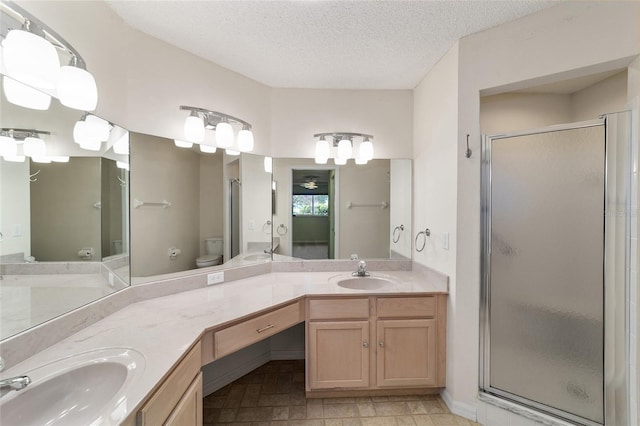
[0,375,31,396]
[353,260,370,277]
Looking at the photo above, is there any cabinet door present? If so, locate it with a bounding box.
[164,372,203,426]
[376,319,436,387]
[308,321,370,389]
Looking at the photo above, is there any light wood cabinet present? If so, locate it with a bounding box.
[138,342,202,426]
[308,321,370,389]
[306,295,446,395]
[376,319,436,387]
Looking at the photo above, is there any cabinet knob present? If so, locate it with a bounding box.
[363,341,369,348]
[379,341,384,347]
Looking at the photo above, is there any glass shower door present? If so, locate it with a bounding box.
[482,121,606,425]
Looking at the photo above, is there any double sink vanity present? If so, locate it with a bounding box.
[0,264,448,426]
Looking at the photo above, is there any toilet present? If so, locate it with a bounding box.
[196,237,223,268]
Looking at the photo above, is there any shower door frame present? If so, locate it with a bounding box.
[480,116,631,426]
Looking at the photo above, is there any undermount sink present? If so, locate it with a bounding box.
[335,275,398,290]
[0,348,145,426]
[243,253,271,261]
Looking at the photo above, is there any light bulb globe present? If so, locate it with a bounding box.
[264,156,273,173]
[23,136,46,157]
[0,135,18,157]
[174,139,193,148]
[359,140,374,160]
[199,143,217,153]
[216,122,234,148]
[237,129,254,152]
[337,139,352,159]
[184,115,205,143]
[58,66,98,111]
[2,29,60,90]
[3,76,51,110]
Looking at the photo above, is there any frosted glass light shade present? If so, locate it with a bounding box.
[355,157,368,165]
[337,139,352,159]
[116,161,129,170]
[73,120,100,151]
[50,156,70,162]
[79,138,102,151]
[225,149,240,156]
[58,65,98,111]
[113,132,130,155]
[2,30,60,89]
[264,156,273,173]
[334,156,347,165]
[237,129,254,152]
[3,154,26,162]
[174,139,193,148]
[315,138,330,159]
[199,143,217,153]
[3,76,51,110]
[0,135,18,157]
[85,115,110,141]
[32,156,51,163]
[23,136,46,157]
[216,122,234,148]
[184,115,205,143]
[314,157,328,165]
[359,140,374,160]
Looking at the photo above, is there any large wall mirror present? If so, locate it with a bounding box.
[271,158,412,261]
[0,78,130,340]
[129,133,273,281]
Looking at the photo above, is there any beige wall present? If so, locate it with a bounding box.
[480,93,572,134]
[338,159,390,259]
[130,133,200,276]
[30,158,101,261]
[389,159,412,258]
[270,89,413,159]
[240,154,273,253]
[0,161,30,259]
[571,71,628,122]
[199,153,224,256]
[413,42,460,403]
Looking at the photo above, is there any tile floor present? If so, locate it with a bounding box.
[204,360,479,426]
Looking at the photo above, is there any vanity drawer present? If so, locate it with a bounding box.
[377,296,436,318]
[308,298,370,320]
[138,341,201,425]
[214,301,302,359]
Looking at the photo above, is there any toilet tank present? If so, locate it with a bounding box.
[205,237,223,255]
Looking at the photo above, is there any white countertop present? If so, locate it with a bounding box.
[0,269,447,425]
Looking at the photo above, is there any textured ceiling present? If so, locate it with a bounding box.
[105,0,560,90]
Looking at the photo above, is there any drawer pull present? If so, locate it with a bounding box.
[363,341,369,348]
[379,341,384,347]
[256,324,275,333]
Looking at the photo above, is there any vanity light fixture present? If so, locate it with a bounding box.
[1,128,50,159]
[313,132,374,165]
[199,143,217,153]
[2,76,52,110]
[174,139,193,149]
[113,131,130,155]
[179,106,254,152]
[73,113,111,151]
[1,1,98,111]
[116,161,129,171]
[225,149,240,156]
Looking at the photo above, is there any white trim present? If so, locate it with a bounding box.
[440,389,477,421]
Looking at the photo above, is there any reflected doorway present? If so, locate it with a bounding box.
[291,169,335,259]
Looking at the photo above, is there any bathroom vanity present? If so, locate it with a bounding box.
[0,268,447,426]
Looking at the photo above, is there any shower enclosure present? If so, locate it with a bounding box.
[480,112,633,425]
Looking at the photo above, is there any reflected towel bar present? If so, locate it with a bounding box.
[134,199,171,209]
[346,202,388,209]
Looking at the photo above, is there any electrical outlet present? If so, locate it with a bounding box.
[12,224,21,237]
[207,271,224,285]
[442,232,449,250]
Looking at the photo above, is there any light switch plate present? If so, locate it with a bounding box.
[207,271,224,285]
[442,232,449,250]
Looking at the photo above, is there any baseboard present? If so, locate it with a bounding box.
[441,389,477,421]
[202,350,271,396]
